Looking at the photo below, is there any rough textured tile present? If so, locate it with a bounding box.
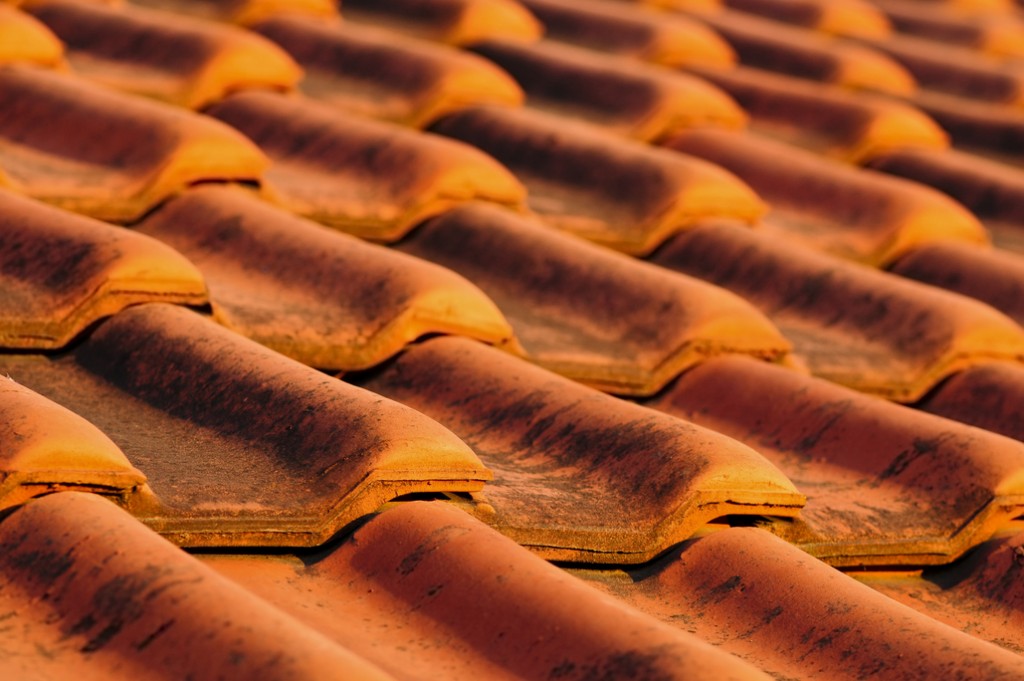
[650,222,1024,401]
[519,0,736,68]
[253,17,523,128]
[0,65,267,223]
[25,0,302,109]
[0,4,64,67]
[470,39,747,142]
[207,92,526,242]
[136,185,514,370]
[875,0,1024,59]
[353,336,804,564]
[689,9,916,94]
[866,146,1024,253]
[0,304,489,547]
[0,379,145,508]
[431,105,766,255]
[854,530,1024,654]
[0,492,397,681]
[723,0,891,38]
[919,361,1024,442]
[128,0,339,25]
[688,64,947,162]
[205,501,773,681]
[574,527,1024,679]
[397,202,789,396]
[340,0,543,46]
[890,242,1024,326]
[863,34,1024,106]
[664,129,987,265]
[646,356,1024,565]
[0,189,207,350]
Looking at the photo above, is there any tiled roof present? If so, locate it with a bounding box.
[5,0,1024,678]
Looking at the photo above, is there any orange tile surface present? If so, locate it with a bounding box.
[0,64,267,222]
[0,304,490,546]
[520,0,736,67]
[875,0,1024,58]
[0,4,64,67]
[254,16,524,128]
[129,0,339,25]
[919,361,1024,442]
[689,64,947,161]
[647,355,1024,565]
[398,202,789,395]
[431,105,766,254]
[207,91,526,241]
[204,500,773,680]
[0,188,207,349]
[910,90,1024,166]
[651,222,1024,401]
[135,185,514,370]
[723,0,892,37]
[340,0,543,46]
[665,128,988,265]
[471,38,747,141]
[354,336,804,563]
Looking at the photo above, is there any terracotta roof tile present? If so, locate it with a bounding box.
[0,4,64,67]
[874,0,1024,59]
[862,33,1024,106]
[0,492,397,681]
[25,0,302,109]
[0,65,267,222]
[135,185,514,370]
[353,336,804,563]
[0,379,145,507]
[129,0,339,25]
[854,529,1024,653]
[650,221,1024,401]
[253,16,524,128]
[909,90,1024,166]
[645,355,1024,565]
[206,91,526,241]
[204,500,773,681]
[575,526,1024,678]
[518,0,736,68]
[340,0,543,46]
[866,146,1024,252]
[890,242,1024,326]
[664,128,987,265]
[690,8,916,93]
[398,202,789,395]
[0,189,207,350]
[470,38,747,142]
[431,105,766,255]
[0,304,489,546]
[919,361,1024,442]
[722,0,892,38]
[687,64,947,161]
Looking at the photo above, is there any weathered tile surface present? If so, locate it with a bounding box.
[340,0,543,46]
[919,361,1024,443]
[129,0,339,25]
[722,0,891,37]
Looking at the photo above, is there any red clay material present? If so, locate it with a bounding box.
[205,500,773,681]
[470,38,747,142]
[340,0,543,46]
[25,0,302,108]
[723,0,891,37]
[665,128,987,265]
[399,202,789,395]
[519,0,735,67]
[128,0,339,25]
[688,64,947,161]
[0,188,207,350]
[919,361,1024,442]
[353,336,803,563]
[0,304,490,547]
[431,105,766,255]
[0,65,267,223]
[0,492,397,681]
[254,16,523,128]
[909,90,1024,167]
[874,0,1024,58]
[651,222,1024,401]
[576,527,1024,678]
[207,91,526,242]
[647,355,1024,565]
[136,185,514,370]
[0,4,63,67]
